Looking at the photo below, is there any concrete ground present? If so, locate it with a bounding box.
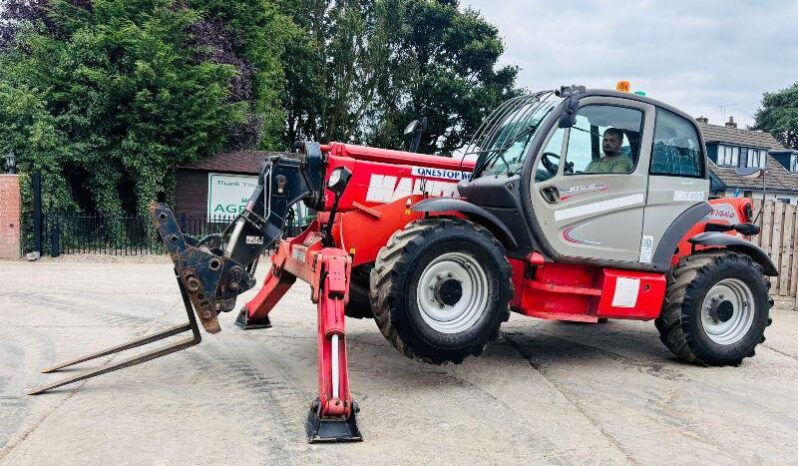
[1,260,798,466]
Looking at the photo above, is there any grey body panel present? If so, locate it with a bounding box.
[643,176,710,266]
[528,96,656,263]
[411,197,519,249]
[689,232,779,276]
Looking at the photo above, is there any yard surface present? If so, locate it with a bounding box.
[2,260,798,465]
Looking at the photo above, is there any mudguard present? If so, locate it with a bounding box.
[689,232,779,276]
[411,197,519,249]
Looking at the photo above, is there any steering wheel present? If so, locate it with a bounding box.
[540,152,560,175]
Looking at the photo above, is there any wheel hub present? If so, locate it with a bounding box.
[709,299,735,323]
[700,278,755,345]
[435,278,463,306]
[416,252,490,334]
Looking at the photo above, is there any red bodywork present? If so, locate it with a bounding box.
[242,142,753,421]
[244,144,474,421]
[674,197,754,264]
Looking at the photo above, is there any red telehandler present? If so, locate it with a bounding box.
[30,85,776,443]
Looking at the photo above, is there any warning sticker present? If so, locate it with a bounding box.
[639,235,654,264]
[612,278,640,308]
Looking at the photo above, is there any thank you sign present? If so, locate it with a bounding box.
[207,173,258,222]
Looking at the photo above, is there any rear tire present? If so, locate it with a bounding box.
[656,252,772,366]
[370,218,513,364]
[344,265,374,319]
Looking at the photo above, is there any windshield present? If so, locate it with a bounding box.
[462,91,562,177]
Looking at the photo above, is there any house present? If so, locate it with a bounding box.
[175,150,270,221]
[699,116,798,204]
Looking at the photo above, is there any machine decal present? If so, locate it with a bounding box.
[292,245,307,263]
[554,193,645,221]
[673,191,705,202]
[704,203,740,224]
[559,183,608,201]
[410,166,471,181]
[366,174,459,203]
[562,223,602,245]
[246,236,264,245]
[611,277,640,308]
[639,235,654,263]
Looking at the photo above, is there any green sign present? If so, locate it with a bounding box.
[207,173,258,222]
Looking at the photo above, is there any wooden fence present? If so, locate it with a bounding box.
[749,200,798,302]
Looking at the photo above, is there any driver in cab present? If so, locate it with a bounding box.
[585,128,633,174]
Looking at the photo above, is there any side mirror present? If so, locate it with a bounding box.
[404,117,427,153]
[558,97,579,128]
[734,166,767,223]
[404,120,421,136]
[735,167,764,179]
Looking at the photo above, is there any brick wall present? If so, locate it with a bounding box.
[175,169,209,219]
[0,175,21,259]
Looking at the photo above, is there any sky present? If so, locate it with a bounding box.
[463,0,798,129]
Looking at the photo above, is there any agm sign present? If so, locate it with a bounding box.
[207,173,258,222]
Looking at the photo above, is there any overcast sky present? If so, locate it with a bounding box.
[463,0,798,128]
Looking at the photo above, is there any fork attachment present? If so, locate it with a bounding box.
[27,275,201,395]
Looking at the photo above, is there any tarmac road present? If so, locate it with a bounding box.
[1,260,798,465]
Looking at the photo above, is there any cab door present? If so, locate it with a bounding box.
[530,97,655,264]
[642,108,710,265]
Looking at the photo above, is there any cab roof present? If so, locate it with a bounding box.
[578,89,697,124]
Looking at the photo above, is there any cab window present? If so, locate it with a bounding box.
[535,127,565,182]
[563,105,643,175]
[650,110,704,177]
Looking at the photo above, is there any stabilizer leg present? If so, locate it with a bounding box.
[236,268,296,330]
[27,275,201,395]
[305,249,362,443]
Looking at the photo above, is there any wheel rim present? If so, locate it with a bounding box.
[416,252,490,334]
[700,278,755,345]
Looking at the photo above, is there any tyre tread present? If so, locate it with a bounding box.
[370,217,513,364]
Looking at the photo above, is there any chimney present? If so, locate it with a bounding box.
[725,116,737,129]
[696,116,709,124]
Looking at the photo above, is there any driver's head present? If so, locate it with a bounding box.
[602,128,624,156]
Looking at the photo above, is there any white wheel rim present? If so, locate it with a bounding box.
[700,278,755,345]
[416,252,490,334]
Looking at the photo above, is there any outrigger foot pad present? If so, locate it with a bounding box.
[305,398,362,443]
[234,308,272,330]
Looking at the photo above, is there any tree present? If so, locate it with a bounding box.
[280,0,518,154]
[754,83,798,151]
[0,0,291,215]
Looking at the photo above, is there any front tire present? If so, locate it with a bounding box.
[656,252,773,366]
[370,218,513,364]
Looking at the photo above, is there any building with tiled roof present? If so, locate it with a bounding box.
[174,151,292,221]
[698,116,798,204]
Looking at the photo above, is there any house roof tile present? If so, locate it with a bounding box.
[698,121,784,150]
[179,151,290,174]
[708,155,798,192]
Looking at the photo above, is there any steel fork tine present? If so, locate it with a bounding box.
[40,323,193,373]
[27,334,200,395]
[27,273,202,395]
